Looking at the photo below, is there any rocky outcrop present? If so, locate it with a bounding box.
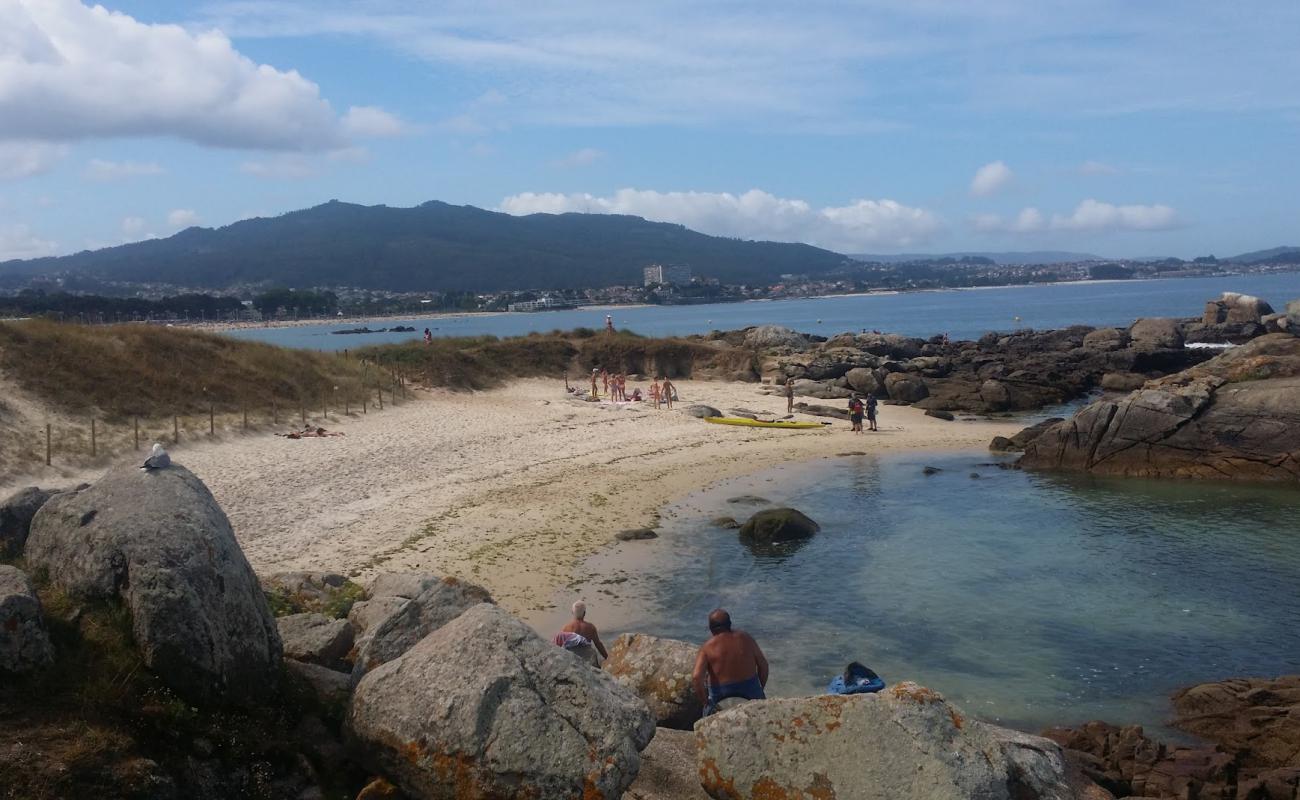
[743,325,808,351]
[346,603,655,800]
[286,659,353,710]
[844,367,883,394]
[0,565,54,673]
[885,372,929,402]
[603,633,701,730]
[277,612,354,668]
[695,683,1110,800]
[1046,676,1300,800]
[0,486,55,559]
[1082,328,1130,352]
[1129,318,1185,350]
[990,417,1065,453]
[738,508,820,546]
[350,573,492,684]
[684,404,723,419]
[24,463,282,704]
[1021,334,1300,481]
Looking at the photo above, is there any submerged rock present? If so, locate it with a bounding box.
[24,463,282,704]
[695,682,1109,800]
[709,516,740,529]
[603,633,701,730]
[346,603,655,800]
[738,507,820,545]
[0,565,54,673]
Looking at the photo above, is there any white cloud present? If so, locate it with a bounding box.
[973,199,1178,234]
[1078,160,1120,176]
[341,106,409,138]
[83,158,163,181]
[969,161,1014,196]
[0,223,58,260]
[552,147,605,168]
[1051,199,1179,231]
[499,188,941,251]
[0,0,402,151]
[120,215,146,235]
[167,208,200,228]
[0,141,68,180]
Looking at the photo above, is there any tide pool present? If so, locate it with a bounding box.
[568,452,1300,738]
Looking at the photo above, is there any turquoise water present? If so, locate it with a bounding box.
[579,453,1300,738]
[226,272,1300,351]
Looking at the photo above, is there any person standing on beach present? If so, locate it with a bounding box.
[601,369,610,398]
[661,376,676,409]
[423,328,432,345]
[849,394,864,433]
[590,368,599,397]
[693,609,768,716]
[785,377,795,414]
[866,393,879,431]
[651,377,662,409]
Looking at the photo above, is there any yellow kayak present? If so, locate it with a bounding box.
[704,416,826,430]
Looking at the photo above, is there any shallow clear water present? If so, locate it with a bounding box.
[574,453,1300,738]
[226,272,1300,351]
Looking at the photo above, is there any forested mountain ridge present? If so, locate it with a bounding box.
[0,200,850,292]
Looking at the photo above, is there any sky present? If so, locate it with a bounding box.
[1,0,1298,263]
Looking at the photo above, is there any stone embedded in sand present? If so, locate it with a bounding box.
[0,565,54,673]
[603,633,701,730]
[615,527,658,541]
[24,464,281,704]
[684,404,723,419]
[695,683,1109,800]
[346,603,655,800]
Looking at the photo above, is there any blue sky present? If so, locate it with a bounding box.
[2,0,1298,262]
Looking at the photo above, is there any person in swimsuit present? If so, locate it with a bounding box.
[693,609,768,716]
[785,377,795,413]
[661,377,676,409]
[590,369,599,397]
[557,600,608,668]
[651,378,662,409]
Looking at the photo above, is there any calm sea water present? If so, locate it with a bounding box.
[566,452,1300,738]
[226,272,1300,351]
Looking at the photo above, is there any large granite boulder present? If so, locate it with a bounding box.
[0,565,54,673]
[1082,328,1130,352]
[603,633,701,730]
[845,367,883,395]
[1204,292,1275,325]
[1288,298,1300,329]
[350,573,492,684]
[695,683,1109,800]
[625,727,710,800]
[743,325,807,351]
[884,372,929,403]
[738,508,820,546]
[24,463,282,703]
[1020,335,1300,481]
[1129,318,1184,350]
[346,603,656,800]
[0,486,55,559]
[277,612,354,667]
[989,417,1065,453]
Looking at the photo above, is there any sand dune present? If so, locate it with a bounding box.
[6,378,1023,617]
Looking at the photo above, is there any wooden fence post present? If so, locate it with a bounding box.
[272,399,278,425]
[322,394,328,420]
[174,416,180,444]
[134,416,140,450]
[301,403,307,426]
[45,423,51,466]
[377,385,384,410]
[91,418,97,457]
[242,405,248,430]
[209,405,215,436]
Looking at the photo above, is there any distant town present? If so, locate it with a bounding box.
[1,254,1298,324]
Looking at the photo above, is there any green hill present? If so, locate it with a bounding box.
[1226,246,1300,265]
[0,200,850,292]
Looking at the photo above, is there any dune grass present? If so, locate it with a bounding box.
[0,319,376,419]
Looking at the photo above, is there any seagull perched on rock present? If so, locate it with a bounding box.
[140,443,171,471]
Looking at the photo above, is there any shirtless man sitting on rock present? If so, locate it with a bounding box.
[555,600,608,667]
[693,608,769,716]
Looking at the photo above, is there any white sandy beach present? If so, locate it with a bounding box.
[8,379,1024,618]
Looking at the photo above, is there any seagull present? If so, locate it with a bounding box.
[140,443,171,471]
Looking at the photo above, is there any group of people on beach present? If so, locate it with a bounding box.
[579,368,677,409]
[784,377,879,433]
[555,602,768,717]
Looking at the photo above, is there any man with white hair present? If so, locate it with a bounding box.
[553,600,609,668]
